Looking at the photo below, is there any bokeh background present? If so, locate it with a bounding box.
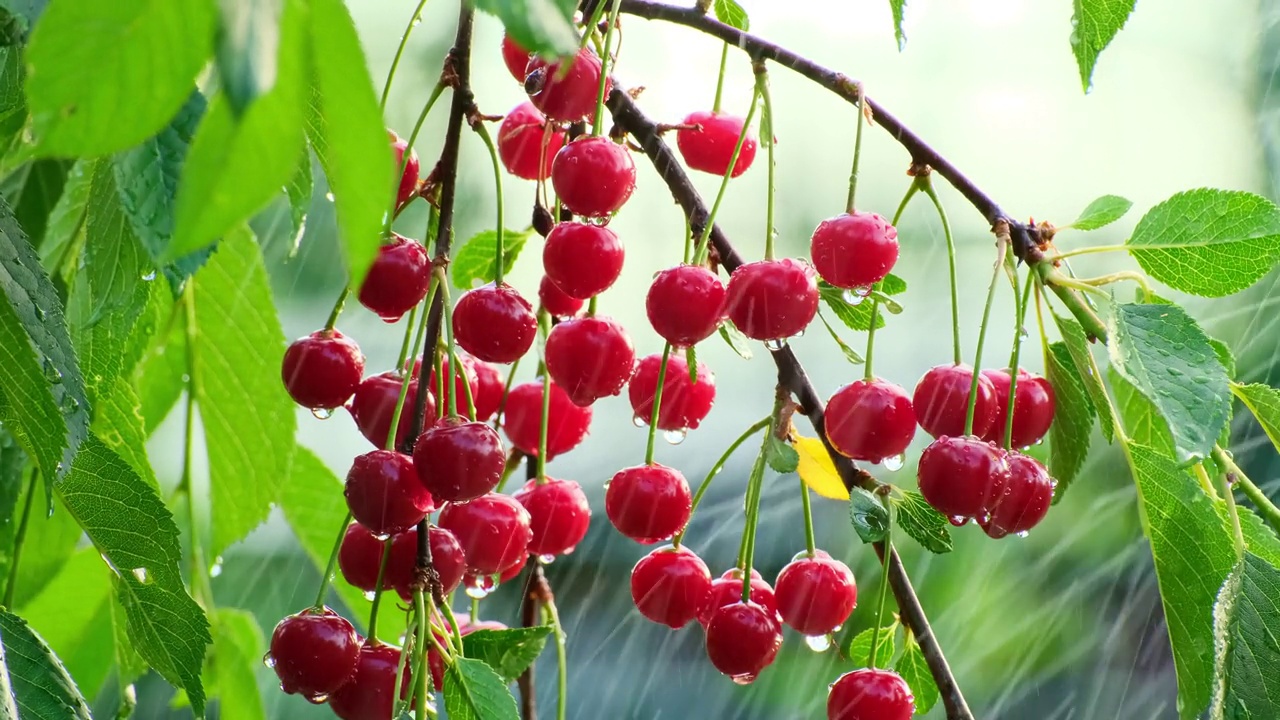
[134,0,1280,717]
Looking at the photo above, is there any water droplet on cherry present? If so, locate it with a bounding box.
[730,673,758,686]
[882,453,906,472]
[948,515,970,527]
[538,554,557,565]
[632,415,647,428]
[804,634,832,652]
[663,428,687,445]
[310,407,335,420]
[763,338,787,351]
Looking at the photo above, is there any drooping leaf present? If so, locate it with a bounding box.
[451,228,533,290]
[816,310,863,365]
[18,548,116,701]
[794,434,848,500]
[713,0,749,31]
[1110,367,1174,456]
[1068,194,1132,231]
[91,377,159,489]
[764,433,799,474]
[461,627,554,683]
[718,321,752,360]
[819,275,907,332]
[206,609,268,720]
[1232,383,1280,456]
[848,486,888,544]
[890,490,952,554]
[1053,312,1114,441]
[1045,341,1094,498]
[1,157,69,247]
[845,623,896,669]
[887,0,906,51]
[443,657,520,720]
[1210,553,1280,718]
[0,607,92,719]
[1069,0,1136,92]
[894,639,939,715]
[36,157,89,285]
[472,0,578,58]
[215,0,282,115]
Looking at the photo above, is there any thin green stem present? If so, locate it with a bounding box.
[845,86,867,213]
[673,416,771,547]
[1046,273,1112,301]
[437,273,458,418]
[537,311,553,483]
[542,600,568,720]
[1215,446,1280,534]
[401,84,448,173]
[758,65,776,261]
[920,177,962,364]
[692,86,761,265]
[964,237,1009,436]
[682,214,692,265]
[395,306,421,371]
[739,447,768,601]
[591,0,624,137]
[366,538,395,641]
[1049,243,1128,261]
[493,356,522,432]
[863,297,880,381]
[799,474,816,556]
[324,287,350,332]
[712,42,729,113]
[1216,463,1246,559]
[1000,273,1035,449]
[380,0,432,109]
[471,122,507,284]
[579,0,611,51]
[387,279,438,449]
[414,591,431,720]
[644,343,673,464]
[1075,270,1154,298]
[470,597,479,623]
[2,470,39,608]
[392,610,417,718]
[180,287,214,607]
[439,598,466,654]
[867,510,893,669]
[587,294,598,317]
[314,512,354,610]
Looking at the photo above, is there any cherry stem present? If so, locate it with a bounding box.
[580,0,611,51]
[541,599,569,720]
[323,286,349,332]
[1214,446,1280,534]
[413,590,432,720]
[798,474,816,556]
[963,234,1010,436]
[471,121,507,285]
[862,297,880,381]
[919,176,963,365]
[711,42,729,113]
[366,538,395,641]
[380,0,432,109]
[390,82,449,229]
[1,470,37,608]
[1000,271,1034,450]
[395,305,421,371]
[681,214,693,265]
[644,343,673,465]
[391,611,417,718]
[586,294,598,317]
[866,501,893,669]
[437,272,460,419]
[673,415,771,548]
[537,310,553,483]
[493,356,522,432]
[756,62,776,261]
[737,439,769,602]
[844,83,867,214]
[1217,460,1246,559]
[314,512,354,610]
[591,0,624,137]
[691,84,761,266]
[1049,243,1128,261]
[180,286,216,608]
[387,283,437,450]
[438,595,466,652]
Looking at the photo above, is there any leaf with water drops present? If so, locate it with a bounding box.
[848,486,888,544]
[462,627,554,683]
[1070,0,1136,92]
[794,434,848,500]
[37,158,91,288]
[91,377,158,489]
[452,228,533,290]
[819,274,906,332]
[1210,553,1280,718]
[1067,194,1132,231]
[443,656,520,720]
[0,607,93,719]
[889,490,952,554]
[1045,341,1094,499]
[894,637,939,715]
[1110,367,1173,456]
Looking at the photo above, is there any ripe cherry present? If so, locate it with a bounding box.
[327,644,411,720]
[497,102,565,181]
[413,417,505,503]
[439,493,532,575]
[698,568,777,627]
[453,283,537,364]
[827,668,915,720]
[282,330,365,411]
[349,371,433,450]
[267,607,361,699]
[502,380,592,460]
[983,452,1054,538]
[385,525,467,599]
[513,477,592,557]
[469,358,505,422]
[551,136,636,218]
[344,450,434,537]
[358,235,430,323]
[545,316,636,407]
[809,212,899,290]
[501,33,531,82]
[916,435,1010,520]
[525,48,608,123]
[338,523,385,592]
[543,222,625,299]
[391,131,420,209]
[774,550,857,636]
[676,111,757,177]
[646,264,727,346]
[704,601,784,681]
[912,364,997,439]
[724,258,819,343]
[982,368,1056,449]
[605,464,691,544]
[630,544,712,628]
[539,275,585,318]
[825,379,917,463]
[628,352,716,432]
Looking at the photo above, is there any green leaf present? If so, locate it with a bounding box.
[1,158,69,247]
[1111,367,1174,456]
[1068,194,1132,230]
[0,607,92,719]
[85,161,152,360]
[0,430,23,581]
[285,146,312,255]
[713,0,749,31]
[206,609,267,720]
[1108,303,1230,464]
[889,490,951,554]
[718,321,752,360]
[306,0,396,289]
[1069,0,1136,92]
[4,487,79,611]
[472,0,577,58]
[1053,312,1114,441]
[443,657,520,720]
[845,623,895,669]
[36,157,89,284]
[451,228,533,290]
[1210,553,1280,718]
[24,0,217,156]
[461,627,554,683]
[1126,189,1280,298]
[894,639,939,715]
[765,433,799,474]
[685,343,698,383]
[130,284,185,435]
[818,275,907,332]
[887,0,906,51]
[1232,383,1280,456]
[215,0,282,115]
[91,377,159,489]
[1045,341,1094,498]
[847,486,888,543]
[18,548,116,701]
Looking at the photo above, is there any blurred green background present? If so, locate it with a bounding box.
[126,0,1280,718]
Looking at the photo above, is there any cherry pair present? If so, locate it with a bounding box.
[917,436,1055,536]
[913,364,1055,446]
[348,354,503,450]
[339,523,466,599]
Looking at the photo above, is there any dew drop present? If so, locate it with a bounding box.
[130,567,150,583]
[1018,326,1029,339]
[306,694,328,705]
[881,453,906,472]
[325,192,336,202]
[263,653,276,669]
[363,590,378,601]
[311,407,335,420]
[42,359,63,384]
[763,338,787,351]
[1166,367,1183,377]
[141,270,156,282]
[583,214,611,227]
[804,634,832,652]
[948,515,970,527]
[663,428,687,445]
[538,554,557,565]
[793,328,805,339]
[1016,530,1030,539]
[730,673,758,686]
[465,575,495,599]
[632,415,647,428]
[33,305,45,321]
[209,556,224,578]
[181,373,191,383]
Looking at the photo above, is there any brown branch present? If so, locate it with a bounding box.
[517,560,548,720]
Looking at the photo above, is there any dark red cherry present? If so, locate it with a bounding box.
[539,275,584,318]
[774,550,857,636]
[825,378,917,463]
[525,48,609,123]
[327,644,411,720]
[698,568,777,627]
[469,358,505,422]
[513,477,592,557]
[704,601,783,681]
[913,364,997,439]
[391,131,420,209]
[344,450,434,537]
[646,264,727,346]
[425,354,479,419]
[828,668,915,720]
[983,452,1054,538]
[605,464,691,544]
[439,493,532,575]
[551,136,636,218]
[282,330,365,410]
[349,371,433,450]
[630,544,712,628]
[545,316,636,407]
[502,380,592,459]
[268,607,361,699]
[413,417,505,503]
[724,258,819,342]
[501,33,531,82]
[982,368,1056,449]
[676,111,757,177]
[498,102,566,181]
[628,352,715,432]
[358,235,430,323]
[543,222,625,299]
[338,523,385,592]
[385,525,467,599]
[453,283,537,364]
[809,212,899,290]
[916,435,1010,520]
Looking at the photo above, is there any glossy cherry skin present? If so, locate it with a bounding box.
[328,644,411,720]
[539,275,585,318]
[630,544,712,628]
[545,316,636,407]
[268,607,361,699]
[439,493,533,575]
[358,235,431,323]
[498,102,566,180]
[338,523,385,592]
[543,222,625,299]
[525,48,609,123]
[413,417,505,503]
[282,330,365,410]
[825,379,917,463]
[469,358,505,422]
[605,464,691,544]
[704,601,784,680]
[697,568,777,628]
[984,452,1054,538]
[551,136,636,218]
[628,352,716,432]
[828,668,915,720]
[502,380,592,460]
[809,212,899,290]
[676,111,757,177]
[349,371,433,450]
[385,525,467,600]
[982,368,1056,449]
[774,549,857,635]
[724,259,820,342]
[646,264,727,346]
[912,364,997,440]
[344,450,434,537]
[501,33,531,82]
[513,477,591,556]
[453,283,538,364]
[391,132,420,209]
[916,435,1010,520]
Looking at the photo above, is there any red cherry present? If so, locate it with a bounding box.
[349,371,433,450]
[916,435,1010,520]
[605,464,691,544]
[912,364,997,439]
[984,452,1054,538]
[525,48,609,123]
[809,212,899,290]
[469,358,505,422]
[628,353,716,432]
[268,607,361,699]
[497,102,566,181]
[697,568,777,627]
[453,283,537,364]
[704,601,783,681]
[543,222,625,299]
[413,417,505,503]
[825,379,917,463]
[676,111,757,177]
[828,668,915,720]
[282,330,365,410]
[501,33,531,82]
[500,556,528,584]
[774,550,857,636]
[358,235,431,323]
[630,544,712,628]
[645,264,727,346]
[328,644,411,720]
[545,316,636,407]
[438,493,532,575]
[551,136,636,218]
[385,525,467,599]
[539,275,585,318]
[513,477,591,557]
[338,523,385,592]
[502,380,592,459]
[982,369,1056,448]
[463,555,527,593]
[423,354,479,418]
[724,258,819,342]
[391,131,420,209]
[344,450,434,537]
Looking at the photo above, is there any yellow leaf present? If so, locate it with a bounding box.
[794,434,849,500]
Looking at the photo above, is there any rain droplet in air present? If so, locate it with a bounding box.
[804,634,832,652]
[664,429,687,445]
[882,453,906,472]
[311,407,335,420]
